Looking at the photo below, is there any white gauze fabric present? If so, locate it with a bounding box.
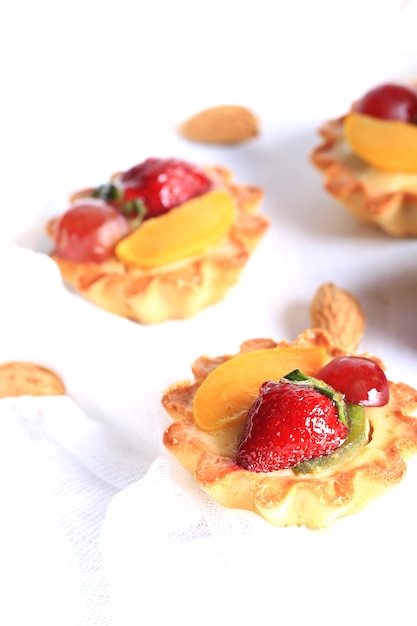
[1,246,417,626]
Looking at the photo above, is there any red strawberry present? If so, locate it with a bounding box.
[119,157,213,218]
[236,379,349,472]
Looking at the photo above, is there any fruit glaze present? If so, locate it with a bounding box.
[48,157,268,323]
[163,330,417,528]
[311,81,417,236]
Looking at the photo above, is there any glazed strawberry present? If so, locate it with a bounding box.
[118,157,213,218]
[236,375,349,472]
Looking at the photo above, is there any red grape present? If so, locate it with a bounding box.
[53,199,130,263]
[353,83,417,123]
[316,356,389,407]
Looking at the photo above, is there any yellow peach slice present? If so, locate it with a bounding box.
[344,112,417,172]
[193,347,327,431]
[115,190,235,267]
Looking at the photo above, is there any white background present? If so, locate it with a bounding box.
[1,1,417,625]
[2,0,417,386]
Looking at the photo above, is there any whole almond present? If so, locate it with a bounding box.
[180,105,259,145]
[310,282,365,352]
[0,361,65,398]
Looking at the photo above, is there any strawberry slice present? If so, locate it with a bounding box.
[236,372,349,472]
[119,157,213,218]
[92,157,213,219]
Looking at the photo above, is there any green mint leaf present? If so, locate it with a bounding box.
[92,182,123,201]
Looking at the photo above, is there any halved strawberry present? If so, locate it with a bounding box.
[236,374,349,472]
[119,157,213,218]
[92,157,213,219]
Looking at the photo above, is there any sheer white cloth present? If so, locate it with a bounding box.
[1,245,417,625]
[0,237,414,625]
[0,389,416,626]
[3,0,417,622]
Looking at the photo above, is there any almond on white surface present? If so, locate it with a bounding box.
[179,105,259,145]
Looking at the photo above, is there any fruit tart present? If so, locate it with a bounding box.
[47,157,269,324]
[162,329,417,529]
[311,81,417,236]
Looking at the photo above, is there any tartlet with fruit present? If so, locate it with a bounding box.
[311,82,417,236]
[162,329,417,529]
[47,158,269,324]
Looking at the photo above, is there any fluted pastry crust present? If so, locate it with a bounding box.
[311,116,417,237]
[163,329,417,529]
[47,166,269,324]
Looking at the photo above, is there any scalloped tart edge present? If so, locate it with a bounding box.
[163,329,417,529]
[311,117,417,237]
[47,165,269,324]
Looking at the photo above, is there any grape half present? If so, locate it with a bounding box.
[316,356,389,407]
[354,83,417,123]
[54,200,129,263]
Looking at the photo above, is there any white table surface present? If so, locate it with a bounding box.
[1,1,417,624]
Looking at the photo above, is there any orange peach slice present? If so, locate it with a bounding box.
[193,347,327,431]
[344,112,417,172]
[115,190,235,268]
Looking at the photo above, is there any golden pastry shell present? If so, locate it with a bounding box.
[311,116,417,237]
[163,329,417,529]
[47,166,269,324]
